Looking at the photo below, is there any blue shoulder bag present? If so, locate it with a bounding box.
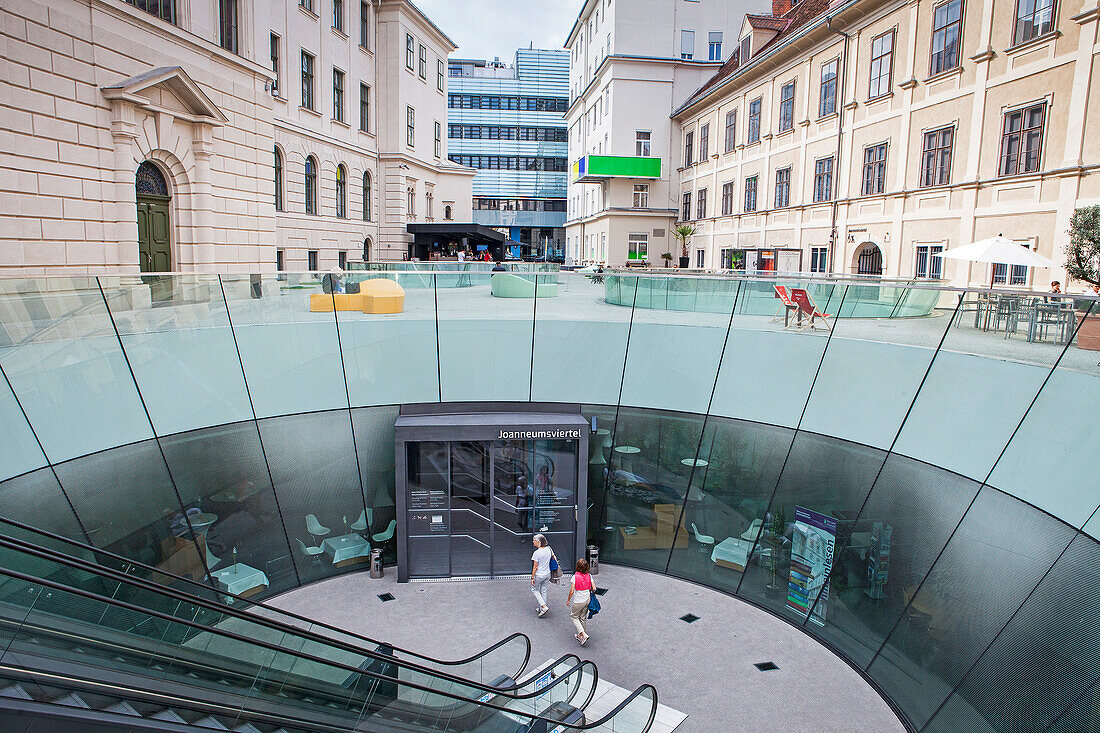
[587,593,601,619]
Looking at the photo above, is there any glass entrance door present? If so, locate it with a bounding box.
[450,442,491,576]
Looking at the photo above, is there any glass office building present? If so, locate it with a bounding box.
[447,50,569,260]
[1,269,1098,732]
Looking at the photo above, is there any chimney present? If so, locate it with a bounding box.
[773,0,794,16]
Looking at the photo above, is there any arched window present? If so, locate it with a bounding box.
[362,171,372,221]
[407,186,415,217]
[136,161,169,196]
[444,205,452,220]
[363,236,372,262]
[336,164,347,218]
[274,147,284,211]
[304,155,318,214]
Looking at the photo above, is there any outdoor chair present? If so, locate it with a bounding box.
[690,523,715,554]
[773,285,800,326]
[295,538,325,567]
[789,288,833,331]
[372,519,397,544]
[740,518,764,543]
[305,513,331,542]
[350,508,372,533]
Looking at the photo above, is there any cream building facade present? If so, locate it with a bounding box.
[563,0,769,266]
[0,0,472,274]
[671,0,1100,288]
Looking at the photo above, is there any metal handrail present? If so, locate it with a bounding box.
[0,515,529,677]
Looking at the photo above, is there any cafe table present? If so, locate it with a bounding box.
[211,563,269,600]
[321,533,372,567]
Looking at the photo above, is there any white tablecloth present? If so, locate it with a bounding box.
[321,533,371,564]
[211,563,269,595]
[711,538,751,570]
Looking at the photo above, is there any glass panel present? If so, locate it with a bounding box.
[0,277,154,462]
[925,533,1100,732]
[257,411,366,584]
[405,440,449,578]
[159,422,298,596]
[450,441,491,576]
[99,274,253,436]
[351,406,399,563]
[220,273,346,418]
[338,272,440,407]
[0,468,87,542]
[0,368,46,481]
[866,488,1075,729]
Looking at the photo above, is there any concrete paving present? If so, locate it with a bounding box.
[269,564,904,733]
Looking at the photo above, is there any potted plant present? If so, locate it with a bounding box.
[763,505,787,599]
[661,252,673,269]
[673,224,696,269]
[1065,205,1100,350]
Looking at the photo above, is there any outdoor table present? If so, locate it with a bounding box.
[321,533,371,567]
[1028,302,1075,344]
[680,458,708,468]
[189,513,218,536]
[613,446,640,471]
[212,563,269,599]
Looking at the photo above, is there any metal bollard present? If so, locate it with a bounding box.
[369,548,384,579]
[586,545,599,575]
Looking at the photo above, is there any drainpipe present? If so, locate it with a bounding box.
[825,16,849,275]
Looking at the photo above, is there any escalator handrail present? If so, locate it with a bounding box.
[0,563,656,731]
[0,515,530,676]
[0,560,605,722]
[0,530,544,697]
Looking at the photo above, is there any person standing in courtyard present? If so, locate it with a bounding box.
[530,534,553,617]
[566,558,594,645]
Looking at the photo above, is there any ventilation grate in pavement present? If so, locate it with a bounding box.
[754,661,779,671]
[377,593,395,602]
[679,613,699,623]
[594,588,608,596]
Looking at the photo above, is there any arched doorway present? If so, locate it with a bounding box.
[136,161,171,272]
[363,237,372,262]
[854,241,883,276]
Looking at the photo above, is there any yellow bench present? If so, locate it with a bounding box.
[309,279,405,314]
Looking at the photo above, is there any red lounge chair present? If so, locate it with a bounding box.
[790,288,833,331]
[773,285,800,326]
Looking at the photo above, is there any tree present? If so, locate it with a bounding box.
[673,224,696,259]
[1065,205,1100,287]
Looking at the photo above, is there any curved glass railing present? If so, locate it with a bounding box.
[0,536,657,732]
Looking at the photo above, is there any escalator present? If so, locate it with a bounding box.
[0,527,658,732]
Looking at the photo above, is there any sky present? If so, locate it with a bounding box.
[414,0,586,62]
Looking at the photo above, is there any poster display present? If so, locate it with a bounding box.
[786,506,837,627]
[865,521,892,599]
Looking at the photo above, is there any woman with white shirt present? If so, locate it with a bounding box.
[566,558,594,645]
[530,534,553,617]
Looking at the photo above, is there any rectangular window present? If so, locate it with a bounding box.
[219,0,238,54]
[748,98,761,143]
[332,0,342,31]
[778,81,795,133]
[744,176,758,212]
[332,69,344,122]
[684,131,694,166]
[360,1,370,48]
[437,60,445,91]
[915,244,944,278]
[125,0,175,23]
[276,249,284,271]
[724,110,737,153]
[999,103,1045,176]
[813,157,834,202]
[359,83,370,132]
[721,181,734,216]
[774,168,790,208]
[1014,0,1055,45]
[434,121,441,158]
[406,106,415,147]
[819,58,838,117]
[301,51,315,110]
[682,191,692,221]
[709,31,723,61]
[636,130,651,156]
[308,250,318,271]
[681,30,695,60]
[869,30,894,99]
[696,188,707,219]
[930,0,963,75]
[339,250,348,269]
[270,34,280,95]
[863,142,888,195]
[699,124,709,160]
[810,246,828,273]
[696,249,705,268]
[921,126,953,187]
[406,34,415,70]
[633,184,649,208]
[419,44,427,79]
[740,36,750,63]
[628,233,648,261]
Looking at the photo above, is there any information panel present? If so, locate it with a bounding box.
[786,505,837,627]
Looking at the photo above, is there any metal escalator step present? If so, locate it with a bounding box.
[104,700,141,716]
[192,715,230,729]
[0,684,32,700]
[52,692,90,708]
[150,708,189,723]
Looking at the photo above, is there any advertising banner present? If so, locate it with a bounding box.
[786,506,837,627]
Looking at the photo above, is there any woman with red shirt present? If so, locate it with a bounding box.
[566,558,595,645]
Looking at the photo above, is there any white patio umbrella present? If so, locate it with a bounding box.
[940,234,1056,286]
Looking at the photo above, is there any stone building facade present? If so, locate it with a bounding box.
[0,0,473,274]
